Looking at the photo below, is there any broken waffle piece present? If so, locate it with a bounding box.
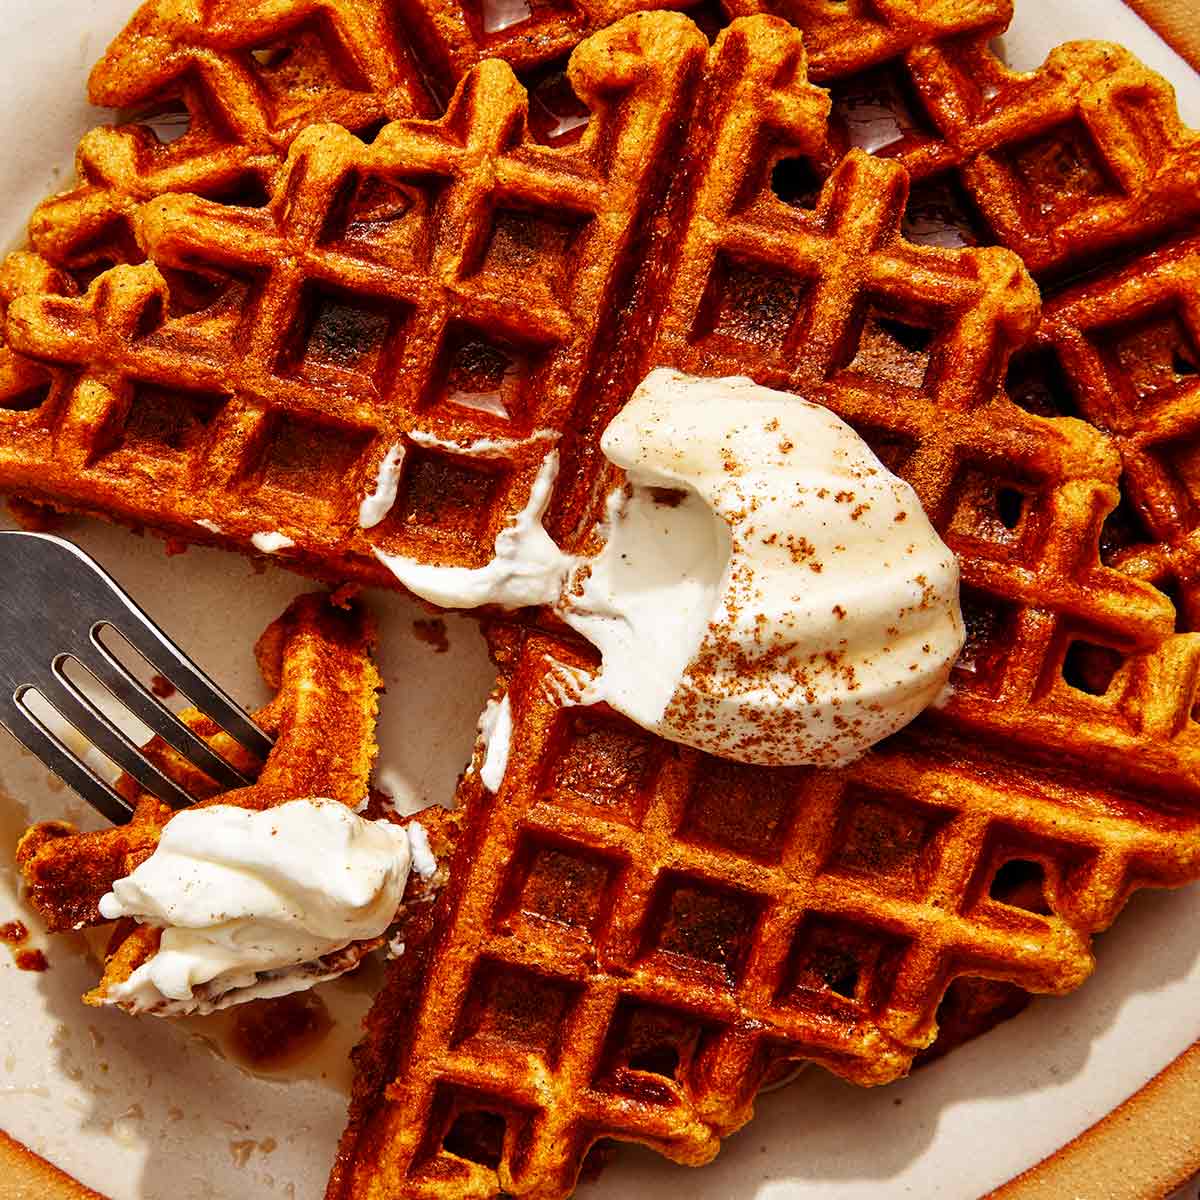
[17,593,436,1016]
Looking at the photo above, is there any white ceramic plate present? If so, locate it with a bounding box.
[1,2,1199,1197]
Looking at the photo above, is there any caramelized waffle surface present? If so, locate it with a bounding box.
[12,0,1200,618]
[7,12,1190,770]
[3,13,710,579]
[0,255,77,486]
[328,611,1200,1199]
[26,0,1011,273]
[1017,238,1200,659]
[2,8,1200,1190]
[340,869,1031,1184]
[16,592,384,999]
[5,0,1199,658]
[636,26,1200,787]
[785,18,1200,638]
[813,37,1200,277]
[314,18,1200,1198]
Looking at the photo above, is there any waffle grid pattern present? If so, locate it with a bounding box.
[1013,236,1200,630]
[12,0,1200,665]
[331,626,1200,1198]
[319,19,1200,1200]
[4,16,705,578]
[17,15,1196,776]
[2,8,1200,1196]
[6,10,1200,912]
[796,19,1200,647]
[0,5,1195,1197]
[26,0,1011,273]
[644,22,1200,783]
[813,34,1200,277]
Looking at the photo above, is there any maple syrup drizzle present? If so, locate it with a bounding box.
[227,991,334,1071]
[1,919,48,970]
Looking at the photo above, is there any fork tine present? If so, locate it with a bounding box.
[0,531,272,818]
[0,696,133,825]
[39,668,194,810]
[82,639,254,791]
[98,616,274,760]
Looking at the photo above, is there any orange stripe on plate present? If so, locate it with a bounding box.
[988,1039,1200,1199]
[1123,0,1200,73]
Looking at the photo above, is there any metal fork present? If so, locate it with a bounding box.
[0,531,273,824]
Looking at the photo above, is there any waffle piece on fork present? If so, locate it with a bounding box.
[14,591,444,1010]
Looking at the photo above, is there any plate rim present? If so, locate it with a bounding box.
[991,1039,1200,1198]
[12,1040,1200,1200]
[4,3,1200,1198]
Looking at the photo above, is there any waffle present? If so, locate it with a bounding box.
[24,0,1011,274]
[0,255,77,522]
[31,0,1200,284]
[2,13,710,581]
[5,0,1199,594]
[1014,237,1200,662]
[329,599,1200,1198]
[15,591,389,1000]
[10,11,1182,763]
[793,16,1200,644]
[3,7,1200,1193]
[306,17,1200,1199]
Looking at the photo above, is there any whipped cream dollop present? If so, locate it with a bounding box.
[561,370,963,765]
[251,530,294,555]
[367,369,962,767]
[97,798,430,1016]
[359,442,405,529]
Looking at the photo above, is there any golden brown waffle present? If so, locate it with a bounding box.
[7,0,1198,945]
[16,592,384,999]
[34,0,1200,285]
[3,13,708,581]
[10,13,1191,781]
[799,37,1200,277]
[790,17,1200,640]
[328,604,1200,1199]
[634,31,1200,789]
[7,1,1200,628]
[0,255,74,410]
[305,17,1200,1199]
[1010,236,1200,654]
[340,747,1036,1194]
[25,0,1011,273]
[4,9,1200,1192]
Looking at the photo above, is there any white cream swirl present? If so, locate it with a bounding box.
[363,369,962,767]
[97,798,429,1016]
[559,370,963,765]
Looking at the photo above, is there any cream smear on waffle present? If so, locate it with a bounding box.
[97,799,432,1016]
[377,370,964,767]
